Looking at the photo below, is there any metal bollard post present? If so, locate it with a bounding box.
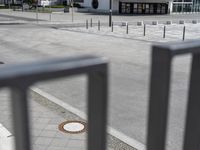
[90,18,92,27]
[49,3,52,21]
[98,20,100,31]
[126,22,128,34]
[49,13,52,21]
[36,6,38,23]
[86,20,88,29]
[144,24,146,36]
[183,26,186,41]
[163,26,166,38]
[111,22,113,32]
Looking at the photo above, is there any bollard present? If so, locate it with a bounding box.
[179,20,185,24]
[137,21,143,26]
[152,21,158,25]
[183,26,186,41]
[166,21,172,25]
[36,6,38,23]
[126,22,128,34]
[49,12,52,21]
[192,20,198,24]
[163,26,166,38]
[90,18,92,27]
[98,20,100,31]
[86,20,88,29]
[111,22,113,32]
[143,24,146,36]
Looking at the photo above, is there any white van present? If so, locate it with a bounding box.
[38,0,50,7]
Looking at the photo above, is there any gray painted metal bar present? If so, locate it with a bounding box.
[183,54,200,150]
[0,55,108,150]
[147,46,172,150]
[0,56,107,87]
[148,40,200,150]
[11,85,32,150]
[153,40,200,56]
[88,65,108,150]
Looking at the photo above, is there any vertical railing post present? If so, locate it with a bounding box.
[11,85,32,150]
[147,47,172,150]
[88,65,108,150]
[144,24,146,36]
[183,54,200,150]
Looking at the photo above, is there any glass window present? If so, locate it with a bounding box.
[134,4,137,8]
[150,4,154,13]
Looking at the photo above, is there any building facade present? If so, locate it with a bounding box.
[81,0,200,14]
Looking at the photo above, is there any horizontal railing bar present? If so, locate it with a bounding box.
[153,40,200,56]
[0,55,108,87]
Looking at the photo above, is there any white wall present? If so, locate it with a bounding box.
[113,0,119,11]
[98,0,109,10]
[82,0,91,7]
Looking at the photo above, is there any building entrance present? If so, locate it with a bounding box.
[119,2,168,14]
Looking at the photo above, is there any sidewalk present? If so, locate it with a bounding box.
[0,88,137,150]
[0,89,87,150]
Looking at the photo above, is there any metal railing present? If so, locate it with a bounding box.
[0,55,108,150]
[147,40,200,150]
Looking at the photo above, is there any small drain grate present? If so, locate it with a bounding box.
[59,121,87,134]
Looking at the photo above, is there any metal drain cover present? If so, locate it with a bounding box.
[59,121,86,134]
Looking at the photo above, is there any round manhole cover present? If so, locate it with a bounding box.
[59,121,87,134]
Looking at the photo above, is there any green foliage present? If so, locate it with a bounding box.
[0,5,7,9]
[24,0,35,5]
[73,3,81,8]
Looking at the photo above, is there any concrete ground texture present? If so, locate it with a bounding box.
[0,10,199,150]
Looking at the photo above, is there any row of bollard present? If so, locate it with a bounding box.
[86,19,92,29]
[86,19,101,31]
[85,20,186,41]
[162,25,185,41]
